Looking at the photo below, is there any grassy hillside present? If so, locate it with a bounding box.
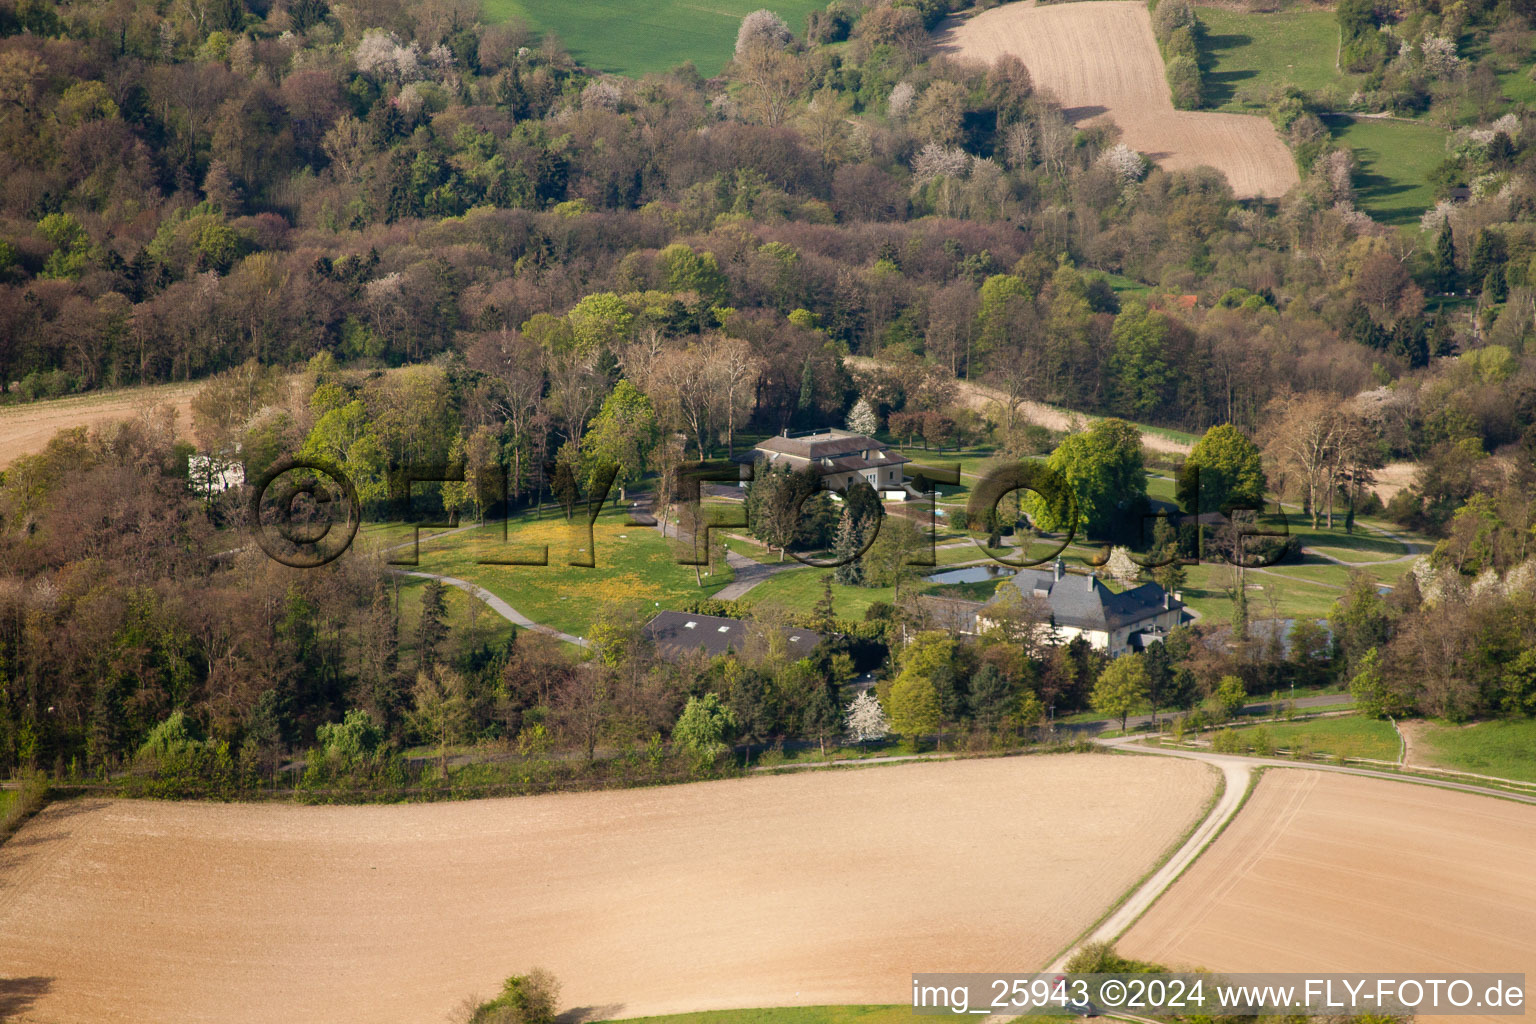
[484,0,826,76]
[1196,6,1357,111]
[1416,719,1536,783]
[1325,115,1446,224]
[1224,715,1401,761]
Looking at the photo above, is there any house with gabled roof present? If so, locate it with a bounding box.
[751,428,910,496]
[976,557,1185,657]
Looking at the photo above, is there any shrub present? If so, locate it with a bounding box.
[1249,725,1274,756]
[1210,728,1242,753]
[1149,0,1204,110]
[138,711,204,762]
[464,969,561,1024]
[1165,54,1203,110]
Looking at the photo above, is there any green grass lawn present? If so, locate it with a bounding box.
[394,570,517,662]
[397,507,735,639]
[1174,562,1341,622]
[1499,65,1536,106]
[1416,718,1536,783]
[742,566,895,619]
[1324,115,1447,225]
[1098,271,1156,297]
[1226,714,1400,761]
[485,0,826,76]
[1196,6,1358,111]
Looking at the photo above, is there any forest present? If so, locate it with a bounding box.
[1,0,1535,787]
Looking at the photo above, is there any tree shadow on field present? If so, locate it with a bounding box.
[558,1004,625,1023]
[1062,104,1109,123]
[1197,31,1256,107]
[0,976,52,1019]
[0,798,110,876]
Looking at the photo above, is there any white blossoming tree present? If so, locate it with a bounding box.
[1098,143,1146,188]
[888,80,916,119]
[846,690,890,744]
[582,78,623,111]
[1419,34,1462,80]
[1105,546,1142,586]
[354,29,423,83]
[736,9,793,55]
[847,396,878,436]
[912,142,970,184]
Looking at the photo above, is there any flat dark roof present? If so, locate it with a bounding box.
[643,611,824,661]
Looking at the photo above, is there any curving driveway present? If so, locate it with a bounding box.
[388,568,591,648]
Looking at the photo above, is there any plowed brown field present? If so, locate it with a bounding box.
[1119,769,1536,1024]
[936,2,1299,199]
[0,755,1214,1024]
[0,382,198,469]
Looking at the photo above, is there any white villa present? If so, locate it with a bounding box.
[751,428,910,497]
[976,558,1186,657]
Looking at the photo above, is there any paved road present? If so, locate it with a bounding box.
[712,548,803,600]
[388,569,592,648]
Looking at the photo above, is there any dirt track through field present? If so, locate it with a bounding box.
[0,755,1212,1024]
[0,382,200,468]
[1118,769,1536,1024]
[936,2,1299,199]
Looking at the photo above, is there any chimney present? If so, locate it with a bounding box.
[1164,592,1171,610]
[1053,557,1064,582]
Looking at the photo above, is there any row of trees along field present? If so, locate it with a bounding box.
[1,0,1536,785]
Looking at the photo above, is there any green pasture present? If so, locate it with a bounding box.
[486,0,826,76]
[1499,66,1536,106]
[1224,714,1401,761]
[386,507,736,639]
[1415,718,1536,783]
[1195,6,1356,111]
[1324,115,1446,225]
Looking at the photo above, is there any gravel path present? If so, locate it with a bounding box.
[388,568,591,648]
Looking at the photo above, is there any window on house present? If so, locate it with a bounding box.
[683,621,697,629]
[717,625,730,633]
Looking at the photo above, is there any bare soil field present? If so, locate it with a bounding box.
[1370,460,1417,503]
[936,2,1299,199]
[1119,769,1536,1024]
[0,381,199,468]
[0,755,1213,1024]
